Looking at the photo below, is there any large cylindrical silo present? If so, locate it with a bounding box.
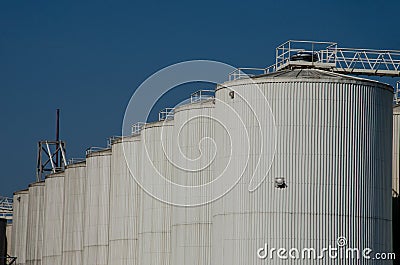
[393,105,400,195]
[170,99,215,265]
[62,162,86,265]
[11,189,29,265]
[138,120,174,265]
[83,149,111,265]
[6,223,12,258]
[42,172,65,265]
[26,181,45,265]
[212,69,393,264]
[108,135,141,265]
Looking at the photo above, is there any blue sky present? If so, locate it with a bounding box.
[1,0,399,196]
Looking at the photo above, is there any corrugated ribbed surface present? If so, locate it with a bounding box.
[213,77,393,264]
[108,136,141,265]
[139,121,174,265]
[26,182,45,265]
[11,190,29,265]
[42,173,65,265]
[62,163,86,265]
[171,101,215,265]
[6,223,12,257]
[83,150,111,265]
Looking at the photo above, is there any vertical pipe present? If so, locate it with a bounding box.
[55,109,60,168]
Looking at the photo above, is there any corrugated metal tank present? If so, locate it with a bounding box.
[62,162,86,265]
[6,223,12,257]
[83,149,111,265]
[108,135,141,265]
[212,69,393,264]
[42,172,65,265]
[393,105,400,196]
[170,99,215,265]
[138,120,174,265]
[26,182,45,265]
[11,189,29,265]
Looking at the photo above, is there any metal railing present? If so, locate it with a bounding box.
[132,122,146,135]
[67,158,86,165]
[275,40,337,70]
[273,40,400,76]
[395,81,400,105]
[190,90,215,103]
[334,48,400,76]
[0,196,13,221]
[228,68,267,81]
[107,136,123,147]
[85,146,109,156]
[158,108,175,121]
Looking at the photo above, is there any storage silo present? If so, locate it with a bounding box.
[6,223,12,258]
[108,135,141,265]
[138,120,174,265]
[83,149,111,265]
[393,105,400,196]
[62,161,86,265]
[26,181,45,265]
[212,69,393,264]
[42,172,65,265]
[170,99,215,265]
[11,189,29,265]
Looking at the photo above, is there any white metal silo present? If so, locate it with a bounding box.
[138,120,174,265]
[170,99,215,265]
[212,69,393,264]
[26,181,45,265]
[62,161,86,265]
[6,222,12,258]
[393,105,400,196]
[42,172,65,265]
[108,135,141,265]
[83,149,111,265]
[11,189,29,265]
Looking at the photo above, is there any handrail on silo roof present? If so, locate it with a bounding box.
[67,158,86,165]
[85,146,109,156]
[395,81,400,105]
[107,135,123,147]
[190,90,215,103]
[228,68,267,81]
[132,122,146,135]
[158,108,175,121]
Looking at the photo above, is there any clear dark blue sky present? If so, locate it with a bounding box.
[1,0,399,196]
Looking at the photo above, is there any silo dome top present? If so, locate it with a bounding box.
[221,68,393,92]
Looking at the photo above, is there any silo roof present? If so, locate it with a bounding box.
[220,68,393,92]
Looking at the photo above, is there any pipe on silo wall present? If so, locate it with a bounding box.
[108,136,141,265]
[170,100,215,265]
[83,149,111,265]
[26,182,45,265]
[42,172,65,265]
[212,69,393,264]
[138,121,174,265]
[393,105,400,196]
[62,162,86,265]
[11,190,29,265]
